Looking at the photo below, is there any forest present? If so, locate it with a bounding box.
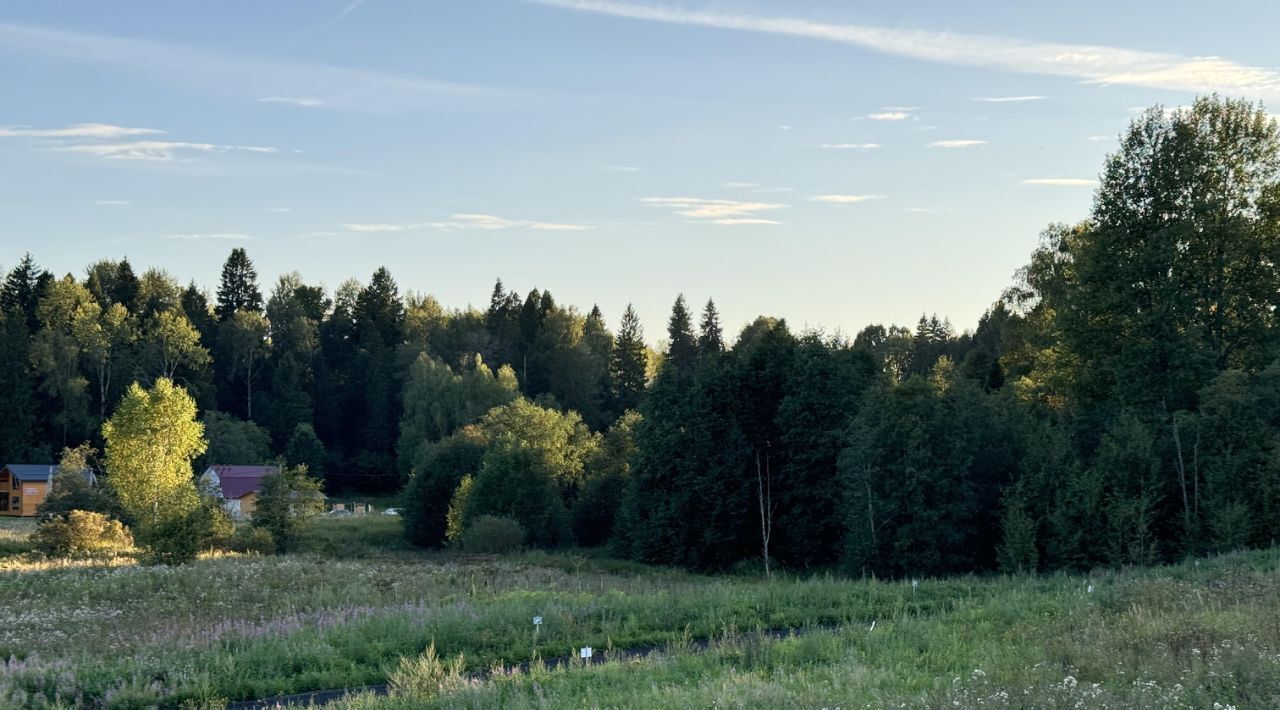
[2,96,1279,578]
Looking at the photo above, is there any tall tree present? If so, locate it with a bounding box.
[608,304,648,415]
[665,295,698,374]
[103,378,206,530]
[1,253,51,333]
[697,299,724,356]
[215,248,263,320]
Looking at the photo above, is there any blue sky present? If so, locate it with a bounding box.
[2,0,1278,341]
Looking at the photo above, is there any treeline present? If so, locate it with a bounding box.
[4,96,1280,577]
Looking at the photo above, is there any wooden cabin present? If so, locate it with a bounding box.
[0,464,99,517]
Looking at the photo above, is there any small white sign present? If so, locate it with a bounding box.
[533,616,543,626]
[911,579,919,589]
[1087,585,1094,594]
[579,647,593,659]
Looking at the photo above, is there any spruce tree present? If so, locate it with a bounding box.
[697,299,724,356]
[1,253,50,333]
[215,248,263,320]
[665,295,697,374]
[609,304,647,414]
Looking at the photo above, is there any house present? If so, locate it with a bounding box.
[199,465,279,518]
[0,464,97,517]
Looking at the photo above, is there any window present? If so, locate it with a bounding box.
[9,497,18,512]
[0,494,7,511]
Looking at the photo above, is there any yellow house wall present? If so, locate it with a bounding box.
[0,475,48,517]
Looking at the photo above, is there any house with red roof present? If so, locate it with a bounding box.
[199,465,279,518]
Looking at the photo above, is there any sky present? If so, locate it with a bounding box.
[1,0,1278,342]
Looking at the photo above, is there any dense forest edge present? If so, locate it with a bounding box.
[3,95,1280,578]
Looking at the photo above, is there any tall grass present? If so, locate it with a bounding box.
[2,515,1277,708]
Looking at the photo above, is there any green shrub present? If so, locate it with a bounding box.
[32,510,133,557]
[387,643,468,700]
[228,526,277,555]
[457,515,525,553]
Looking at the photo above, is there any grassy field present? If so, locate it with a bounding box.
[0,516,1277,709]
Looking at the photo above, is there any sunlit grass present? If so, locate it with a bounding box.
[2,515,1277,708]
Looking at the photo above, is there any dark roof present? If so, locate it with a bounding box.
[208,465,279,478]
[3,464,56,483]
[203,465,279,499]
[3,464,97,485]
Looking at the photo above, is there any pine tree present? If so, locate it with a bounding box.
[609,304,647,415]
[697,299,724,356]
[215,248,263,320]
[665,295,697,374]
[1,253,50,333]
[354,267,404,347]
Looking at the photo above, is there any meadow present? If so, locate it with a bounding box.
[0,516,1276,709]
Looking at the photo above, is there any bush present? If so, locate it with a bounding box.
[253,466,326,553]
[387,643,468,700]
[228,526,277,555]
[32,510,133,557]
[457,515,525,553]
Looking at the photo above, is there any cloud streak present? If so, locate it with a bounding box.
[0,122,163,139]
[974,95,1047,102]
[167,233,253,241]
[1022,177,1097,186]
[59,140,277,162]
[641,196,786,224]
[339,214,593,233]
[927,139,988,148]
[256,96,325,107]
[531,0,1280,100]
[810,194,885,204]
[820,142,882,150]
[0,20,502,111]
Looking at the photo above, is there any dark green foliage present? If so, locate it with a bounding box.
[215,247,263,320]
[609,304,647,416]
[284,423,327,479]
[840,377,1013,577]
[457,515,525,553]
[403,426,487,547]
[466,445,570,547]
[253,466,326,553]
[773,335,877,568]
[200,411,272,468]
[1,253,50,333]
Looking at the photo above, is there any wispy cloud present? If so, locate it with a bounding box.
[641,196,786,224]
[167,233,253,241]
[425,213,592,231]
[867,111,909,121]
[810,194,885,204]
[723,181,759,188]
[265,207,294,213]
[91,199,131,206]
[973,95,1047,103]
[605,164,641,172]
[820,142,882,150]
[1022,177,1096,186]
[256,96,325,107]
[344,223,409,233]
[531,1,1280,100]
[59,140,277,162]
[0,20,501,111]
[0,122,161,139]
[927,139,988,148]
[339,214,592,233]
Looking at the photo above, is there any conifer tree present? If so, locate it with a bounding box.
[608,304,647,415]
[697,299,724,356]
[215,248,263,320]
